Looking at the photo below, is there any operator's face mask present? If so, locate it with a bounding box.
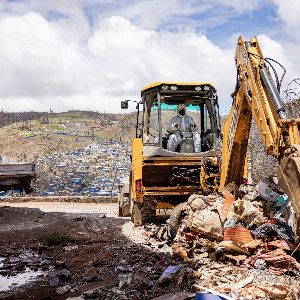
[177,104,186,116]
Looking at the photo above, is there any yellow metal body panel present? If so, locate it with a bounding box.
[131,138,143,203]
[156,202,175,209]
[220,36,300,240]
[220,36,300,187]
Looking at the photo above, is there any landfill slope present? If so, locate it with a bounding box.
[249,99,300,183]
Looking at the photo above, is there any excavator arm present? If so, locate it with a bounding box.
[220,36,300,240]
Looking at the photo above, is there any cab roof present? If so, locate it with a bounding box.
[141,82,215,93]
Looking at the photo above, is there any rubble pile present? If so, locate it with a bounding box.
[249,99,300,183]
[143,179,300,299]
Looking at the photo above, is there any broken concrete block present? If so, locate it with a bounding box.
[227,199,266,227]
[187,195,207,211]
[187,208,223,240]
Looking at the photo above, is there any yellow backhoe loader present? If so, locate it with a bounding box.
[119,36,300,241]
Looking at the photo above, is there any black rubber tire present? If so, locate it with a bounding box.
[141,197,156,222]
[132,197,157,226]
[169,202,187,237]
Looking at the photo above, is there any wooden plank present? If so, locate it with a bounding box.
[0,164,35,172]
[143,161,202,166]
[143,185,200,196]
[0,163,36,178]
[144,156,203,162]
[0,174,35,179]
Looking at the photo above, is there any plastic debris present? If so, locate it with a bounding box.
[246,249,300,275]
[217,241,250,256]
[252,222,294,242]
[157,266,182,285]
[223,226,254,244]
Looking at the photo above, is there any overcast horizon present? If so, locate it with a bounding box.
[0,0,300,114]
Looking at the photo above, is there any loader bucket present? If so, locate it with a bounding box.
[277,156,300,242]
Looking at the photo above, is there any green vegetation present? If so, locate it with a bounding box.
[43,233,72,246]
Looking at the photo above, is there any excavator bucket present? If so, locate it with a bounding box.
[277,156,300,242]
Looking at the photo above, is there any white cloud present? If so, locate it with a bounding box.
[257,34,300,99]
[0,2,299,114]
[0,13,237,113]
[0,12,89,98]
[271,0,300,29]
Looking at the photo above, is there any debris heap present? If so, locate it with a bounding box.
[144,179,300,299]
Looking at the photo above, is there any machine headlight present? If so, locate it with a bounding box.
[203,85,210,91]
[170,85,178,91]
[195,86,202,91]
[161,85,169,90]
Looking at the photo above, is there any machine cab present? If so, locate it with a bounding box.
[140,82,221,156]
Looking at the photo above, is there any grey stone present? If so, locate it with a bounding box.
[253,258,267,270]
[116,265,133,273]
[83,287,104,299]
[187,207,223,240]
[54,260,66,267]
[49,277,60,287]
[56,284,72,295]
[187,195,207,211]
[58,269,71,280]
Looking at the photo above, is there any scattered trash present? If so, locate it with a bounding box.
[246,249,300,275]
[252,222,294,242]
[116,265,133,273]
[64,245,79,251]
[193,285,233,300]
[223,226,254,244]
[48,277,60,287]
[157,265,182,285]
[231,275,254,295]
[186,195,223,240]
[217,241,250,256]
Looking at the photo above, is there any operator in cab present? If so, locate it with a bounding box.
[167,104,198,152]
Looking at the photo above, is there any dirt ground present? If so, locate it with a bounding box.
[0,202,171,300]
[1,201,299,300]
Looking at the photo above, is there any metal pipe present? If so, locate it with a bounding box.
[157,93,162,149]
[260,66,286,119]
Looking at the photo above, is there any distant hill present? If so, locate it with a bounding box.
[0,111,136,163]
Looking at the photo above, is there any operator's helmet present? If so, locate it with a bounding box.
[177,104,186,115]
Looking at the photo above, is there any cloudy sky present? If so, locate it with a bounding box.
[0,0,299,113]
